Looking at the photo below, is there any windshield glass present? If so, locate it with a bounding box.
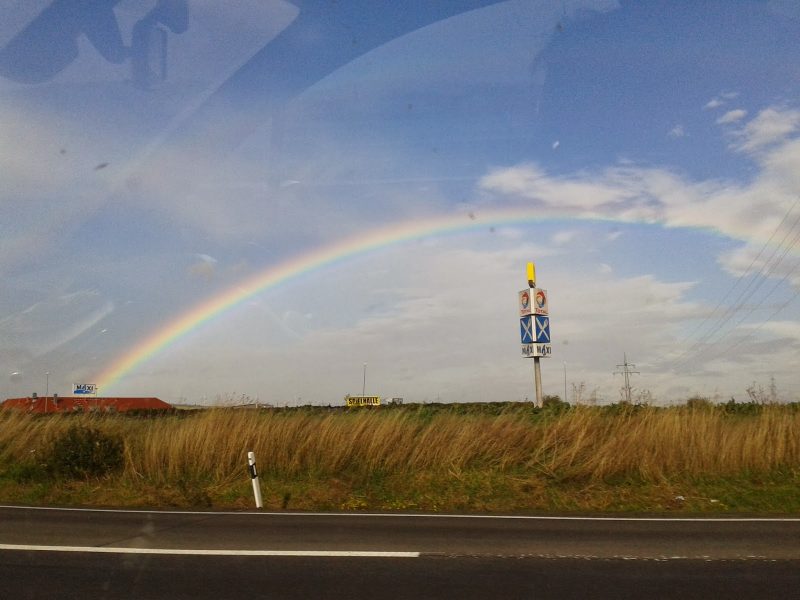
[3,0,799,405]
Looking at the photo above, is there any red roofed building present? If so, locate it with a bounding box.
[1,395,172,413]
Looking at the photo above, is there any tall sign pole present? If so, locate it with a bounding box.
[519,262,551,407]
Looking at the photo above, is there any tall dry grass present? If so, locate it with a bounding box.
[1,405,798,485]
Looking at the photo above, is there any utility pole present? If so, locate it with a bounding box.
[362,362,367,397]
[614,353,639,404]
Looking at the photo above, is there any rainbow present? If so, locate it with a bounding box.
[95,207,720,392]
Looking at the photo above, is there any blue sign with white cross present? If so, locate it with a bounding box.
[535,316,550,343]
[520,315,534,343]
[521,315,551,344]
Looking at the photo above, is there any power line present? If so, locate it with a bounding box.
[672,222,800,369]
[671,197,800,355]
[701,259,800,363]
[700,229,800,351]
[669,198,800,368]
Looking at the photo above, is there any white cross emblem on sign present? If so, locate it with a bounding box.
[520,317,533,343]
[535,316,550,343]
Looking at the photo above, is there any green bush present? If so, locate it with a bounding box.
[542,395,570,412]
[720,399,762,415]
[1,462,44,483]
[47,426,124,479]
[686,396,713,409]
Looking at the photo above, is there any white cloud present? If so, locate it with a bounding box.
[552,140,560,150]
[704,98,724,110]
[716,109,747,125]
[480,107,800,255]
[479,163,642,212]
[733,107,800,153]
[188,253,220,280]
[750,320,800,342]
[551,230,577,245]
[718,239,800,288]
[195,253,219,264]
[667,124,686,138]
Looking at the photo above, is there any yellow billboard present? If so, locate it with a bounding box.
[345,395,381,407]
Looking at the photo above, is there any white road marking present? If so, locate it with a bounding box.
[1,505,799,521]
[0,544,419,558]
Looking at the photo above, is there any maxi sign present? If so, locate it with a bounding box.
[72,383,98,395]
[522,343,552,358]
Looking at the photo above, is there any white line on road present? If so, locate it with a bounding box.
[1,505,798,522]
[0,544,419,558]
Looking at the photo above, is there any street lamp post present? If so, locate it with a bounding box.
[45,371,49,414]
[362,363,367,396]
[562,362,567,404]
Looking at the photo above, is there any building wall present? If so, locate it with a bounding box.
[1,396,173,413]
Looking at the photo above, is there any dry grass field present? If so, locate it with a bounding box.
[1,403,798,512]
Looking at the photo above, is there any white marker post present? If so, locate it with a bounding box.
[247,451,264,509]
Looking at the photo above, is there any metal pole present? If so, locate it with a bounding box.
[623,353,631,403]
[624,368,631,403]
[362,362,367,396]
[563,362,567,404]
[45,372,49,414]
[247,451,264,509]
[534,357,543,408]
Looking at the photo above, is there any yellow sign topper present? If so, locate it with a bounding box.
[526,262,536,287]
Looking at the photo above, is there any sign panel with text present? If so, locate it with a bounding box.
[72,383,98,395]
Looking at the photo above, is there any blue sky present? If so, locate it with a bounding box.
[2,0,800,405]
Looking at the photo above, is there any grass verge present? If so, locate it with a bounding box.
[0,403,798,513]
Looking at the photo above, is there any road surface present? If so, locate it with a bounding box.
[1,506,799,598]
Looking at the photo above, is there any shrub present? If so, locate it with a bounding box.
[721,398,762,415]
[542,395,570,412]
[2,462,44,483]
[47,426,124,479]
[686,395,713,409]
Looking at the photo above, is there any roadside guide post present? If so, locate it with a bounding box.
[247,451,264,509]
[519,262,551,407]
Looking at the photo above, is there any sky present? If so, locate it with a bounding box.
[2,0,800,406]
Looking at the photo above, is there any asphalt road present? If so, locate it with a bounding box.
[2,506,799,599]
